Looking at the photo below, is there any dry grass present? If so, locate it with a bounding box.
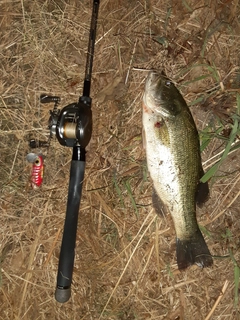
[1,0,240,319]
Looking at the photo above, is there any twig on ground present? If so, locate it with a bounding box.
[204,280,229,320]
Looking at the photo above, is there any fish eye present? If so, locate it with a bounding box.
[165,80,172,87]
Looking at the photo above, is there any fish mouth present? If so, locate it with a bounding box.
[148,69,168,81]
[145,70,164,88]
[143,70,176,119]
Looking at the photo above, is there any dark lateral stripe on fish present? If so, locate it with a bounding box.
[176,228,213,270]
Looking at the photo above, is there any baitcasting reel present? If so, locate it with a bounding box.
[40,94,92,149]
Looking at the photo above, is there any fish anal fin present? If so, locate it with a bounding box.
[152,187,166,216]
[142,127,146,150]
[176,228,213,270]
[196,176,210,208]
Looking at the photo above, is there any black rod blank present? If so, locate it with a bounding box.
[83,0,100,98]
[55,0,99,303]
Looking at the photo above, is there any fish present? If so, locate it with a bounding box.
[142,70,213,270]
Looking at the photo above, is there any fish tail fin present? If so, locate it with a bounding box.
[176,228,213,270]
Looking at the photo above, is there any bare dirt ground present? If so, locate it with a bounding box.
[1,0,240,319]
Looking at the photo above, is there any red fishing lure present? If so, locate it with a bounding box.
[31,155,44,188]
[27,153,44,189]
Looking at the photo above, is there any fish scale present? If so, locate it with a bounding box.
[142,70,213,269]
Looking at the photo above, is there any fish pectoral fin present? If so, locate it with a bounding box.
[152,187,166,216]
[195,177,210,208]
[176,228,213,270]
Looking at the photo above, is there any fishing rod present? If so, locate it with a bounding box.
[34,0,100,303]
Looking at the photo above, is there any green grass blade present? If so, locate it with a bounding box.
[177,63,210,77]
[201,118,239,183]
[237,93,240,115]
[183,74,212,86]
[200,125,224,152]
[123,179,138,218]
[229,250,240,307]
[206,62,220,82]
[188,95,205,106]
[113,173,125,208]
[234,265,240,307]
[182,0,192,12]
[199,224,212,238]
[164,7,172,31]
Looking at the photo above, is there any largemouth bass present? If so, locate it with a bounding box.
[142,70,213,269]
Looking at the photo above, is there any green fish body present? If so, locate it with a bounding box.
[142,70,213,269]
